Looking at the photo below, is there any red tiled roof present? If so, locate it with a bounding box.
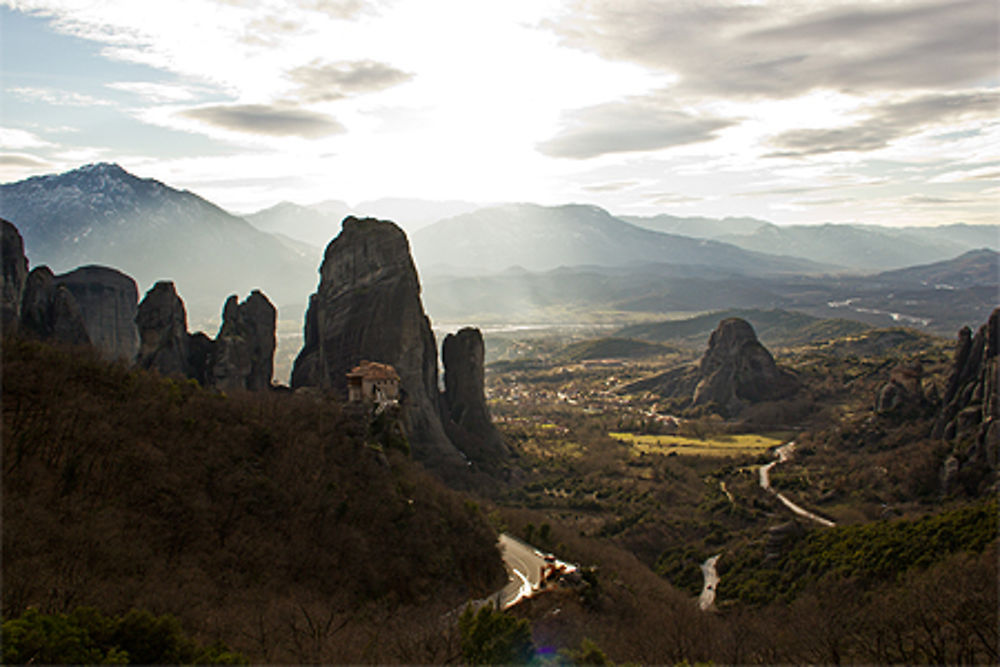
[346,360,400,381]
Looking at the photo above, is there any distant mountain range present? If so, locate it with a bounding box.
[624,214,998,271]
[2,163,996,338]
[410,203,827,276]
[245,197,480,248]
[0,163,316,323]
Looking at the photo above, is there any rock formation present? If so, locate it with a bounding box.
[135,281,277,390]
[623,317,799,418]
[1,218,28,334]
[135,281,191,377]
[441,327,507,464]
[19,266,91,346]
[875,360,932,417]
[933,308,998,494]
[55,265,139,361]
[210,290,276,391]
[291,216,465,467]
[691,318,799,416]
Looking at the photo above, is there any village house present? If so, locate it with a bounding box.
[346,360,401,409]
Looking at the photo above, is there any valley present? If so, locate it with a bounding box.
[1,164,997,664]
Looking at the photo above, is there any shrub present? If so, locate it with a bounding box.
[458,605,535,665]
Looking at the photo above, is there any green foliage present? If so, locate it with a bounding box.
[458,605,535,665]
[1,607,246,665]
[561,637,608,665]
[654,545,708,595]
[369,407,410,454]
[721,499,998,605]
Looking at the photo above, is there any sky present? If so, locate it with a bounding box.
[1,0,998,226]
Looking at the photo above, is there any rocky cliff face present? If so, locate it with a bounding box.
[136,281,277,390]
[135,281,191,377]
[291,217,464,467]
[211,291,276,391]
[623,317,799,418]
[20,266,91,346]
[691,318,799,417]
[441,327,507,465]
[2,218,28,334]
[934,308,998,494]
[55,265,139,361]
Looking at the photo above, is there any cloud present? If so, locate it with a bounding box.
[904,195,973,205]
[0,153,51,168]
[646,192,703,205]
[296,0,369,20]
[582,180,639,192]
[106,81,205,102]
[288,59,413,102]
[538,97,734,159]
[767,91,1000,157]
[790,197,853,207]
[0,127,54,149]
[552,0,998,99]
[180,103,345,137]
[9,87,112,107]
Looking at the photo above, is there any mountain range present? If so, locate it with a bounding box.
[244,197,480,247]
[409,203,828,276]
[624,214,998,271]
[2,163,996,341]
[0,163,316,323]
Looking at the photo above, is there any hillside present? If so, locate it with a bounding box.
[617,308,873,348]
[244,198,481,246]
[625,215,998,271]
[411,203,827,276]
[868,248,999,288]
[244,200,350,249]
[0,164,316,322]
[1,336,505,663]
[556,337,679,362]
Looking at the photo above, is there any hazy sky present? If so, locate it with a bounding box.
[1,0,997,225]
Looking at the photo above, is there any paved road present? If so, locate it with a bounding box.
[698,554,721,611]
[497,534,551,609]
[760,442,835,527]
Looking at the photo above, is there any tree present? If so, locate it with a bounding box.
[458,605,534,665]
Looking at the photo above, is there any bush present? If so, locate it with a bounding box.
[458,605,535,665]
[1,607,245,665]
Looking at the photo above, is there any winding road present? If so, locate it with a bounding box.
[497,534,549,609]
[698,554,721,611]
[698,442,835,611]
[759,442,835,527]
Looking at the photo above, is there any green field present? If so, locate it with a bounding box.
[609,431,785,457]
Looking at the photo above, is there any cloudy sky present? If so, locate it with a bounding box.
[1,0,997,225]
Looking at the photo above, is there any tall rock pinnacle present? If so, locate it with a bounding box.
[441,327,508,464]
[291,216,464,466]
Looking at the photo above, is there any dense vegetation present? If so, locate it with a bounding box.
[2,607,246,665]
[720,500,998,605]
[2,337,505,663]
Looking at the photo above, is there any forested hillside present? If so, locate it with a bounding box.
[2,337,505,663]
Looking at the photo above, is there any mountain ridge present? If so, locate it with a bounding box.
[0,162,316,323]
[412,203,831,276]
